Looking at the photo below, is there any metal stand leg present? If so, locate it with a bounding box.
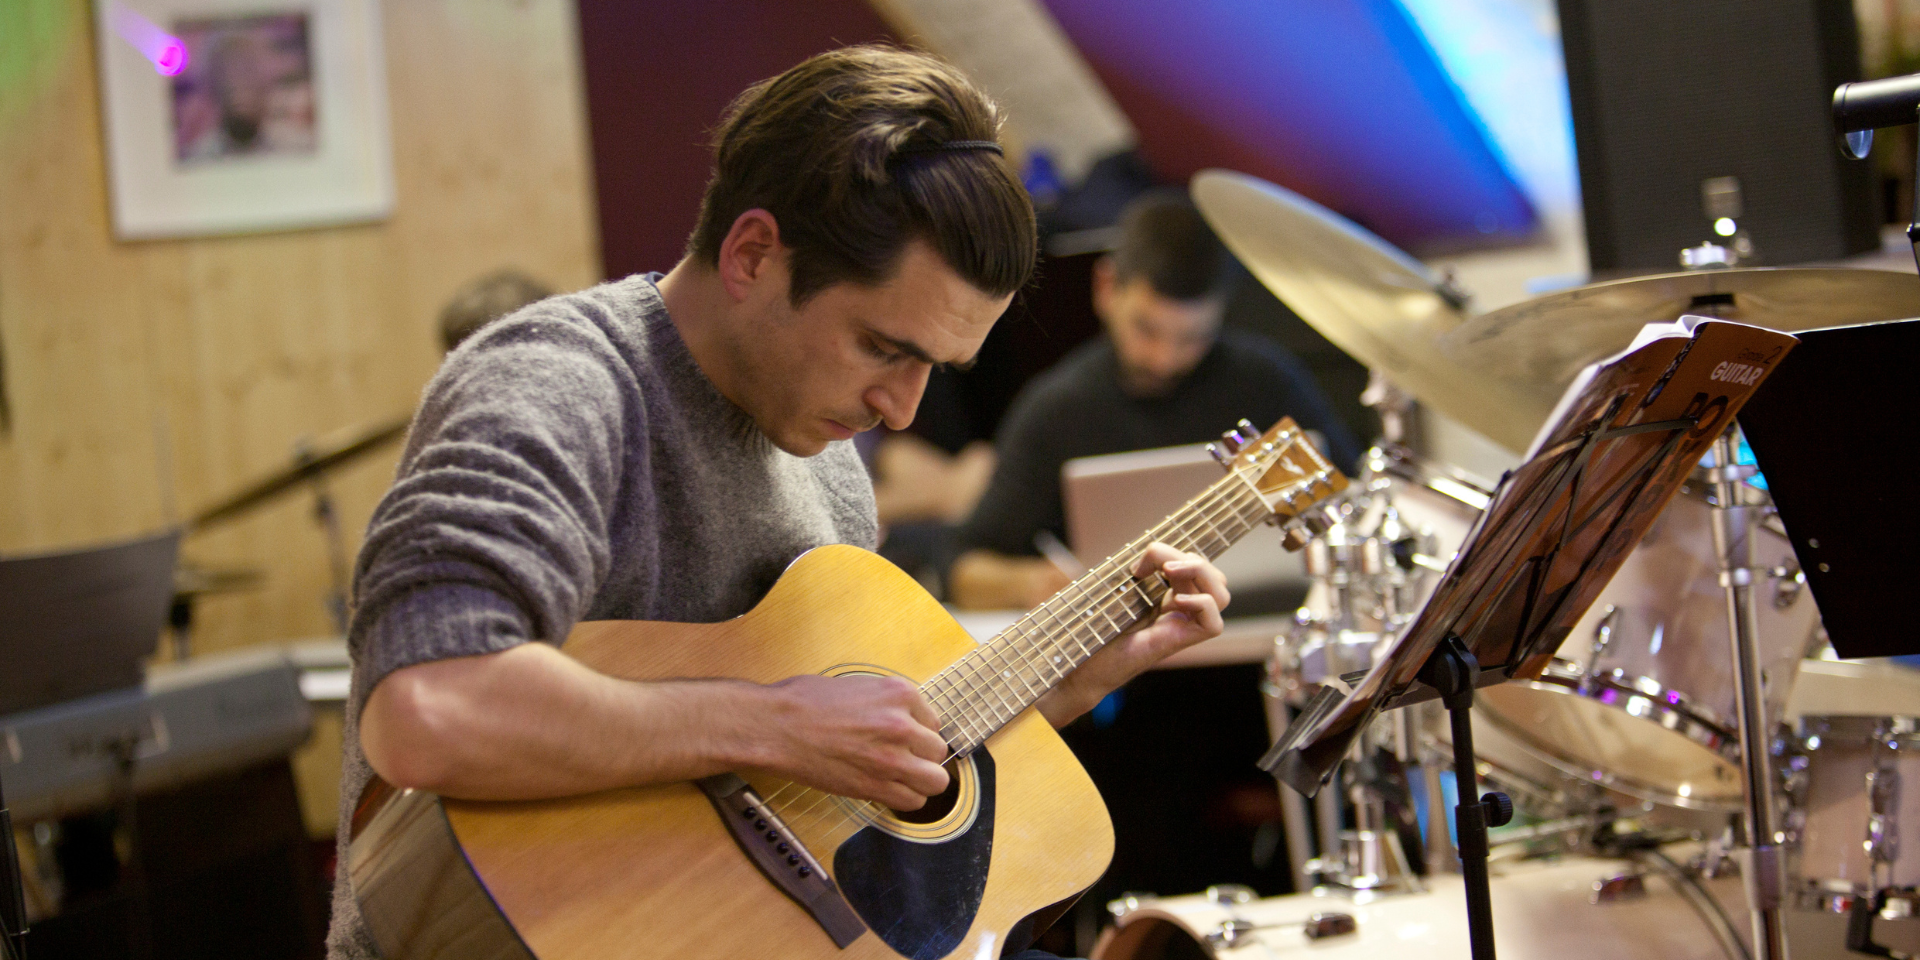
[1,774,27,960]
[1417,636,1513,960]
[1708,429,1791,960]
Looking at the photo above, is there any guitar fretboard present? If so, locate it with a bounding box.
[921,462,1280,756]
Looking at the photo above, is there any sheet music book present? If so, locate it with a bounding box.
[1264,317,1799,794]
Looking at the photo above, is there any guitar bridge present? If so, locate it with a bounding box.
[696,774,868,948]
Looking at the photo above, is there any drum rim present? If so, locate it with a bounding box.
[1795,714,1920,746]
[1477,670,1743,811]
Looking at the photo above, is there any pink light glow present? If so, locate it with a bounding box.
[110,2,189,76]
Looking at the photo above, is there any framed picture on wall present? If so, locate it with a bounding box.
[91,0,393,239]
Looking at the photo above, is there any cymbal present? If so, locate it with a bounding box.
[173,562,264,598]
[191,415,411,529]
[1443,267,1920,444]
[1191,170,1540,451]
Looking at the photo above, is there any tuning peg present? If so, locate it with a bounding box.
[1207,442,1233,468]
[1218,425,1250,454]
[1236,419,1258,440]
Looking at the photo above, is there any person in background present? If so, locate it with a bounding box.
[949,190,1359,610]
[437,269,554,352]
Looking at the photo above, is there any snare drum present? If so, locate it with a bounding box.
[1475,492,1819,809]
[1791,716,1920,920]
[1094,855,1744,960]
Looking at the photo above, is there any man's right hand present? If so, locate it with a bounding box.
[362,642,954,809]
[744,674,951,811]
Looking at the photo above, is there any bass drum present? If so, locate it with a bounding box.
[1475,491,1819,810]
[1093,855,1746,960]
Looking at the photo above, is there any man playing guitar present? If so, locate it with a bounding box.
[328,45,1230,960]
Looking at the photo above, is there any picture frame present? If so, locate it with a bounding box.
[91,0,393,240]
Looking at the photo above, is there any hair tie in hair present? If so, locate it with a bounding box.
[893,139,1005,159]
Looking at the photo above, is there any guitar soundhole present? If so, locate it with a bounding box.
[887,757,964,824]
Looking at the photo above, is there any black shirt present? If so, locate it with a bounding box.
[956,330,1360,559]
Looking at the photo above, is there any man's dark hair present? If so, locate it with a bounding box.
[1109,190,1235,302]
[689,45,1036,306]
[438,269,553,352]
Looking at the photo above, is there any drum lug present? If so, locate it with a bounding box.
[1205,884,1256,906]
[1768,560,1804,610]
[1866,745,1900,866]
[1206,918,1257,948]
[1586,606,1620,677]
[1106,892,1156,920]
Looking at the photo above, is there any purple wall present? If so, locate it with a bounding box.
[1041,0,1537,253]
[576,0,896,279]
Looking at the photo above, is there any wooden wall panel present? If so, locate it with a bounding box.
[0,0,602,665]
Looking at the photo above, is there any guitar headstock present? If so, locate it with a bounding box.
[1207,417,1350,550]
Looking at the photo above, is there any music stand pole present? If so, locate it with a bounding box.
[1708,428,1790,960]
[1416,635,1513,960]
[0,771,28,960]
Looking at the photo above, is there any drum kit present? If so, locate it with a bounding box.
[1097,170,1920,960]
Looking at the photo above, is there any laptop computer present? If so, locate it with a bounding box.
[0,530,180,716]
[1062,443,1307,617]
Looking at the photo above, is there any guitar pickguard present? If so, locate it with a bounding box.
[834,749,997,960]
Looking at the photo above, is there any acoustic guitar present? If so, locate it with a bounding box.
[346,417,1345,960]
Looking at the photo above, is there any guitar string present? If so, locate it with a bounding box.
[754,448,1295,838]
[941,466,1268,747]
[762,492,1268,840]
[940,470,1270,752]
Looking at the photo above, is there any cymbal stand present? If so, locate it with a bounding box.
[296,440,351,634]
[1707,427,1790,960]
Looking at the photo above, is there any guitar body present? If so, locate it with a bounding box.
[351,545,1114,960]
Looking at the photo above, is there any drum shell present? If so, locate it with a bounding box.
[1793,716,1920,900]
[1476,492,1819,809]
[1093,856,1742,960]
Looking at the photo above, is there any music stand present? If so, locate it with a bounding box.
[0,531,179,717]
[1737,316,1920,659]
[1263,317,1800,960]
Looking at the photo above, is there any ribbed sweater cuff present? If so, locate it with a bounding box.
[352,583,535,716]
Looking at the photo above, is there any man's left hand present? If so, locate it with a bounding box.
[1036,542,1230,727]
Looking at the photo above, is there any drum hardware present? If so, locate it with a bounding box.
[1267,444,1490,893]
[187,414,410,634]
[1204,911,1358,947]
[165,562,264,662]
[1593,870,1648,903]
[1786,714,1920,943]
[1706,428,1791,960]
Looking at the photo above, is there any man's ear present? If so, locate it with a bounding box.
[717,209,784,303]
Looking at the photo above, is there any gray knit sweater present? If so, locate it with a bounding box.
[326,274,878,959]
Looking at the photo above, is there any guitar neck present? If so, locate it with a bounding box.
[923,463,1281,756]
